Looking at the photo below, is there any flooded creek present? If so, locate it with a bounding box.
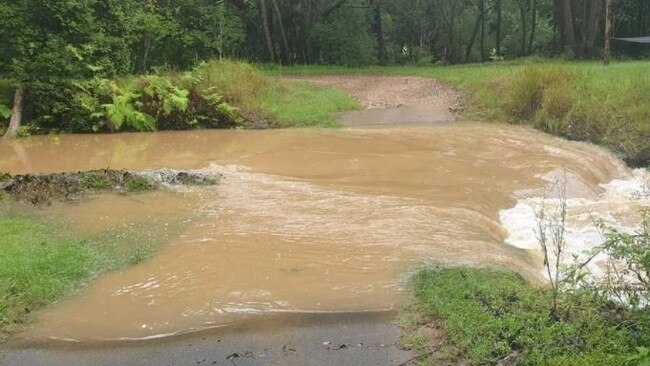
[0,124,647,342]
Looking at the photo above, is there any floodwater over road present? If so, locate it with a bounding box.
[0,124,647,342]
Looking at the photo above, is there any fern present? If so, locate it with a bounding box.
[162,87,189,115]
[103,92,157,132]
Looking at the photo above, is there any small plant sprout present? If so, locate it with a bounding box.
[535,179,568,319]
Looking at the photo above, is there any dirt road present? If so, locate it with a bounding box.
[284,75,462,127]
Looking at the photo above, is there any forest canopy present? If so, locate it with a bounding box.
[0,0,648,78]
[0,0,648,136]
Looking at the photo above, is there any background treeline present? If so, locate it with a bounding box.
[1,0,649,77]
[0,0,648,136]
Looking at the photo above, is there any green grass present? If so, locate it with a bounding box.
[0,215,166,338]
[272,59,650,166]
[407,267,650,366]
[261,81,359,128]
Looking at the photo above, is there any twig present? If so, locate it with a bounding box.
[397,346,440,366]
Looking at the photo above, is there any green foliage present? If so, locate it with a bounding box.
[411,267,649,365]
[503,66,575,124]
[13,126,36,139]
[103,91,157,132]
[628,347,650,366]
[262,81,359,128]
[565,211,650,310]
[0,104,11,119]
[193,60,275,106]
[66,61,256,132]
[0,217,92,334]
[125,175,156,192]
[310,9,378,67]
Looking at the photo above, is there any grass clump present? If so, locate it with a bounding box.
[261,81,360,128]
[2,170,158,204]
[408,267,649,366]
[124,175,156,192]
[0,217,93,336]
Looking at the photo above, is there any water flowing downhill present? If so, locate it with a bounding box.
[0,124,648,342]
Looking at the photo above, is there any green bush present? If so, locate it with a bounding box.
[310,9,378,67]
[66,62,249,132]
[503,66,575,127]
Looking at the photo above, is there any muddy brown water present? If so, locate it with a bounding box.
[0,124,645,343]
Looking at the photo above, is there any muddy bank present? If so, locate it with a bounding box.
[0,169,220,205]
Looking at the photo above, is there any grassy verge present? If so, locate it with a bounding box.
[0,214,174,339]
[401,267,650,366]
[260,81,359,128]
[273,59,650,167]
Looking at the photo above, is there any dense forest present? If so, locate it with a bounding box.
[1,0,648,75]
[0,0,648,135]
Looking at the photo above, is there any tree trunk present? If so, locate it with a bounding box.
[479,0,485,62]
[496,0,502,55]
[259,0,275,62]
[373,0,387,64]
[299,0,312,63]
[4,84,25,138]
[556,0,575,54]
[528,0,537,54]
[465,2,484,63]
[520,2,527,56]
[582,0,603,58]
[604,0,614,65]
[270,0,292,64]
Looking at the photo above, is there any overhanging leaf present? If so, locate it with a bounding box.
[0,104,11,119]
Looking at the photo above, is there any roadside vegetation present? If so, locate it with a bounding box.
[276,59,650,167]
[0,60,358,135]
[401,203,650,365]
[402,267,650,366]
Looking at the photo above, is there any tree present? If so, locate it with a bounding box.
[554,0,604,58]
[604,0,614,65]
[258,0,276,62]
[4,85,24,138]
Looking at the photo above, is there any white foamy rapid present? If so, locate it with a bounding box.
[500,168,650,279]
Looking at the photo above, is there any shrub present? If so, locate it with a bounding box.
[16,60,273,133]
[504,66,575,125]
[67,63,249,132]
[310,9,378,67]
